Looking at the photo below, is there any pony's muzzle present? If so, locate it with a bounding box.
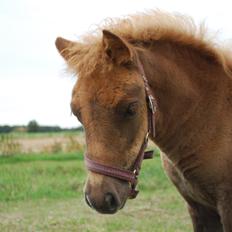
[84,191,119,214]
[84,172,130,214]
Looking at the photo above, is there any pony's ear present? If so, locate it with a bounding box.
[102,30,133,65]
[55,37,76,61]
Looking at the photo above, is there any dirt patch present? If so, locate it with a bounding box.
[15,135,85,153]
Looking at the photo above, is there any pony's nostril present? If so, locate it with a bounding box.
[104,193,118,212]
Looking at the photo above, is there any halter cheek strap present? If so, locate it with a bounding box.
[84,58,157,199]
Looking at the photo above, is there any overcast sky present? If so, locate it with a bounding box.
[1,0,232,128]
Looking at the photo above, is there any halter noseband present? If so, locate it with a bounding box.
[85,58,157,199]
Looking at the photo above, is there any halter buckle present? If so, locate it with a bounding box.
[148,95,155,114]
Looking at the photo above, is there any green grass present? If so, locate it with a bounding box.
[0,152,192,231]
[0,152,83,165]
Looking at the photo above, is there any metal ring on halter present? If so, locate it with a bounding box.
[145,132,149,141]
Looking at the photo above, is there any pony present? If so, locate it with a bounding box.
[55,10,232,232]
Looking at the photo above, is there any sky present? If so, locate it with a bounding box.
[1,0,232,128]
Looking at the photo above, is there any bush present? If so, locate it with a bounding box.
[0,135,21,156]
[66,135,83,153]
[27,120,39,132]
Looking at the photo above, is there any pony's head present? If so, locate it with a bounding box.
[55,30,149,214]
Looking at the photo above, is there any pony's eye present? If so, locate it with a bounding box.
[72,109,82,123]
[125,102,138,117]
[76,110,82,122]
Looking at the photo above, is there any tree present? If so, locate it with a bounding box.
[27,120,39,132]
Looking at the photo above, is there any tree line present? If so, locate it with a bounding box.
[0,120,83,133]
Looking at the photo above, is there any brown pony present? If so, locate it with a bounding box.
[55,11,232,232]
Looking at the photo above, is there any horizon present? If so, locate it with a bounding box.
[0,122,81,129]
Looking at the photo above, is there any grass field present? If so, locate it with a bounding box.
[0,151,192,231]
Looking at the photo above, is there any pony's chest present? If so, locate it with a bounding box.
[161,153,216,208]
[179,175,216,208]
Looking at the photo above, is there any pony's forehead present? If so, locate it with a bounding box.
[73,67,143,107]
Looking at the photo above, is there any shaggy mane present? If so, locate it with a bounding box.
[67,10,232,76]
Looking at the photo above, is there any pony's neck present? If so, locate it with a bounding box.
[138,41,227,161]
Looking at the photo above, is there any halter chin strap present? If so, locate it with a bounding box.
[84,58,157,199]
